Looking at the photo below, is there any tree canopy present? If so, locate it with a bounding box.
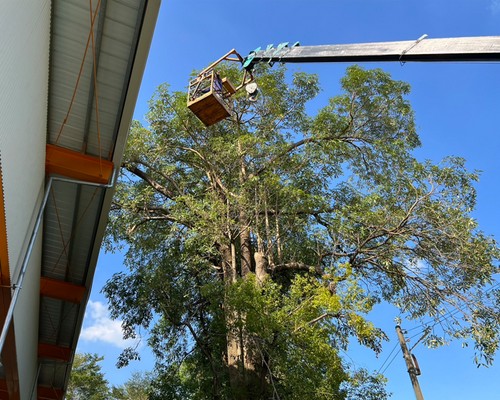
[104,64,500,399]
[67,353,110,400]
[67,353,152,400]
[111,372,152,400]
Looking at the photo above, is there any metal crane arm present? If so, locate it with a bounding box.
[188,35,500,126]
[243,36,500,68]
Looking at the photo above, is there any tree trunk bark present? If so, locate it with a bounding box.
[221,243,236,284]
[240,210,252,277]
[227,136,269,397]
[238,137,252,278]
[223,243,269,398]
[254,251,268,285]
[227,320,246,399]
[222,242,246,398]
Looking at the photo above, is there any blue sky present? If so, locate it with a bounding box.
[77,0,500,397]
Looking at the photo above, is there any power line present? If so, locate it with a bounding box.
[398,280,500,338]
[380,347,402,376]
[377,342,400,374]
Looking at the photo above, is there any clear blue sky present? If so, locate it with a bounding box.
[77,0,500,397]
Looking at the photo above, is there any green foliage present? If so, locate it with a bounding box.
[224,273,386,398]
[111,372,153,400]
[66,353,110,400]
[342,369,390,400]
[67,353,154,400]
[104,64,500,398]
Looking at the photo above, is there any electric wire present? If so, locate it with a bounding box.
[377,341,399,374]
[394,280,500,352]
[409,329,430,352]
[380,347,402,375]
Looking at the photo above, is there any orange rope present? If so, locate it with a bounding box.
[55,0,102,145]
[51,0,105,276]
[40,300,76,361]
[50,188,70,263]
[89,0,104,178]
[41,298,78,344]
[46,187,99,280]
[41,186,99,344]
[41,300,58,339]
[44,0,108,363]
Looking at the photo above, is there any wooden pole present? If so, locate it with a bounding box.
[396,325,425,400]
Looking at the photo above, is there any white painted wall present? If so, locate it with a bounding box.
[0,0,51,398]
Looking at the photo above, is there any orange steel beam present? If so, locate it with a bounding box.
[0,163,20,399]
[38,343,72,362]
[40,277,86,304]
[0,387,7,400]
[45,144,114,184]
[0,167,11,293]
[37,386,64,400]
[0,289,19,399]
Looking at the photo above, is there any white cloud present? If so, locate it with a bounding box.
[80,300,139,349]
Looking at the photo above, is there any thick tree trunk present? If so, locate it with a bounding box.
[238,136,252,278]
[223,242,270,398]
[227,135,270,397]
[227,323,267,399]
[221,243,236,284]
[240,210,252,277]
[222,242,246,397]
[226,320,245,398]
[254,251,268,284]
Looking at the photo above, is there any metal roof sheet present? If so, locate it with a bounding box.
[37,0,160,396]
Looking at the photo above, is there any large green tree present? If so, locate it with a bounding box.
[67,353,152,399]
[67,353,109,400]
[111,371,152,400]
[104,65,500,399]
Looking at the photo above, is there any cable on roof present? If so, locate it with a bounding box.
[89,0,104,178]
[55,0,102,146]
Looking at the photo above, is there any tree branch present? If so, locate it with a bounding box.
[123,163,175,199]
[133,158,183,195]
[252,128,371,178]
[271,262,322,275]
[294,312,341,333]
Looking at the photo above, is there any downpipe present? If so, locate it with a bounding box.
[0,168,118,353]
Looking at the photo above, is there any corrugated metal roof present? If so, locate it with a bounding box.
[37,0,160,396]
[42,183,104,284]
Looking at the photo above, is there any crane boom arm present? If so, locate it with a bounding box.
[244,36,500,68]
[188,35,500,126]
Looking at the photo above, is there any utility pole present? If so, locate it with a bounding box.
[396,325,424,400]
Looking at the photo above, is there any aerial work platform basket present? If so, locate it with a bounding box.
[187,50,253,126]
[187,71,236,126]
